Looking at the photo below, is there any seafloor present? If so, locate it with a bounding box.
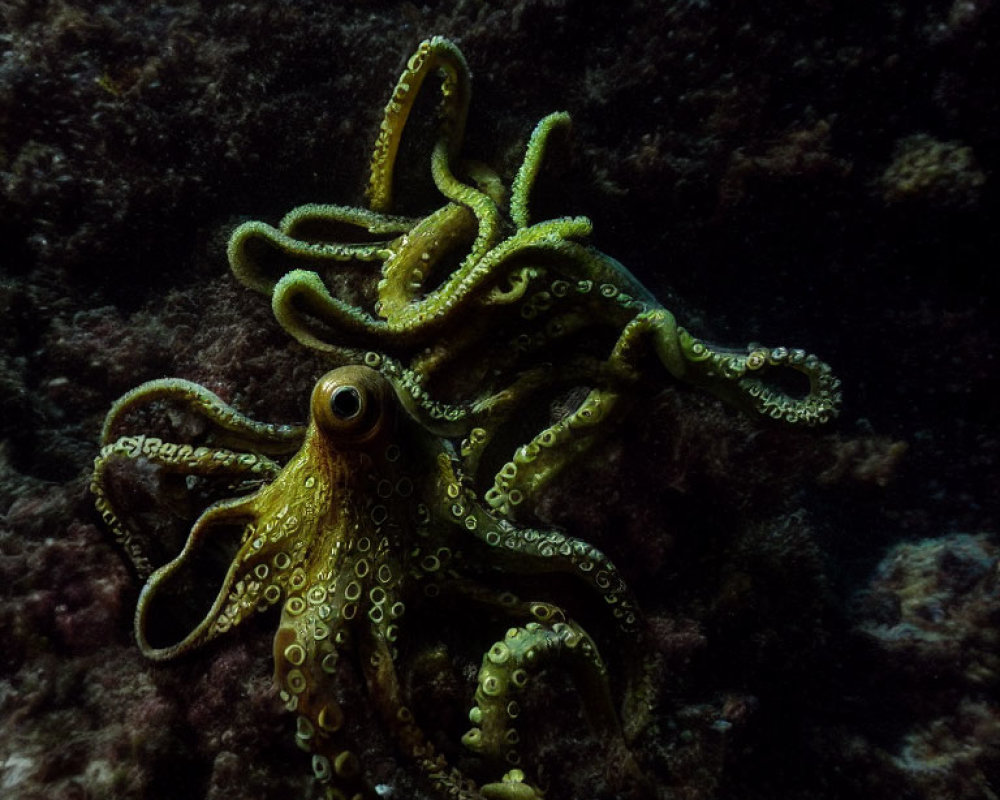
[1,2,997,799]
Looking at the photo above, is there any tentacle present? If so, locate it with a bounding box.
[461,609,618,768]
[484,521,639,634]
[134,492,289,659]
[429,452,641,635]
[430,137,504,271]
[431,459,658,750]
[428,578,656,783]
[359,628,482,800]
[228,218,394,296]
[264,217,591,361]
[676,328,843,425]
[482,307,842,525]
[100,378,305,454]
[383,215,593,332]
[280,202,416,241]
[133,433,335,660]
[510,111,571,230]
[543,240,660,308]
[364,33,505,271]
[367,36,471,212]
[484,386,625,521]
[464,159,508,209]
[368,352,612,442]
[361,352,473,433]
[91,437,281,578]
[270,269,398,359]
[273,601,377,800]
[605,308,842,425]
[376,202,478,321]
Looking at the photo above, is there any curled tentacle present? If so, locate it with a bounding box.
[266,216,594,360]
[382,215,594,332]
[607,308,843,425]
[376,202,478,320]
[462,610,617,767]
[270,269,395,359]
[676,328,842,425]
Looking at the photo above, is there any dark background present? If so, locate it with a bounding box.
[1,2,997,799]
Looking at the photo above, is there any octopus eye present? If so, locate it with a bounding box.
[311,366,392,445]
[330,386,362,420]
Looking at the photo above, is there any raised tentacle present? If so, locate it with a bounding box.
[510,111,571,230]
[484,385,626,521]
[383,215,593,331]
[430,136,504,271]
[376,202,478,320]
[464,159,508,209]
[367,36,471,212]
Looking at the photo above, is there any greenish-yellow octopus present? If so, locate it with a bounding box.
[92,37,841,800]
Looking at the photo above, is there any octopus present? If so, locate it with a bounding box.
[91,37,842,800]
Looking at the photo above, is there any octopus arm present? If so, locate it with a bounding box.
[462,610,620,765]
[428,136,503,268]
[377,202,478,320]
[484,385,626,520]
[280,202,417,241]
[357,624,483,800]
[367,36,471,212]
[92,437,281,578]
[270,269,413,360]
[388,217,594,332]
[674,327,843,425]
[610,308,842,425]
[272,600,376,799]
[228,217,394,297]
[99,377,304,455]
[509,111,572,230]
[134,492,287,660]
